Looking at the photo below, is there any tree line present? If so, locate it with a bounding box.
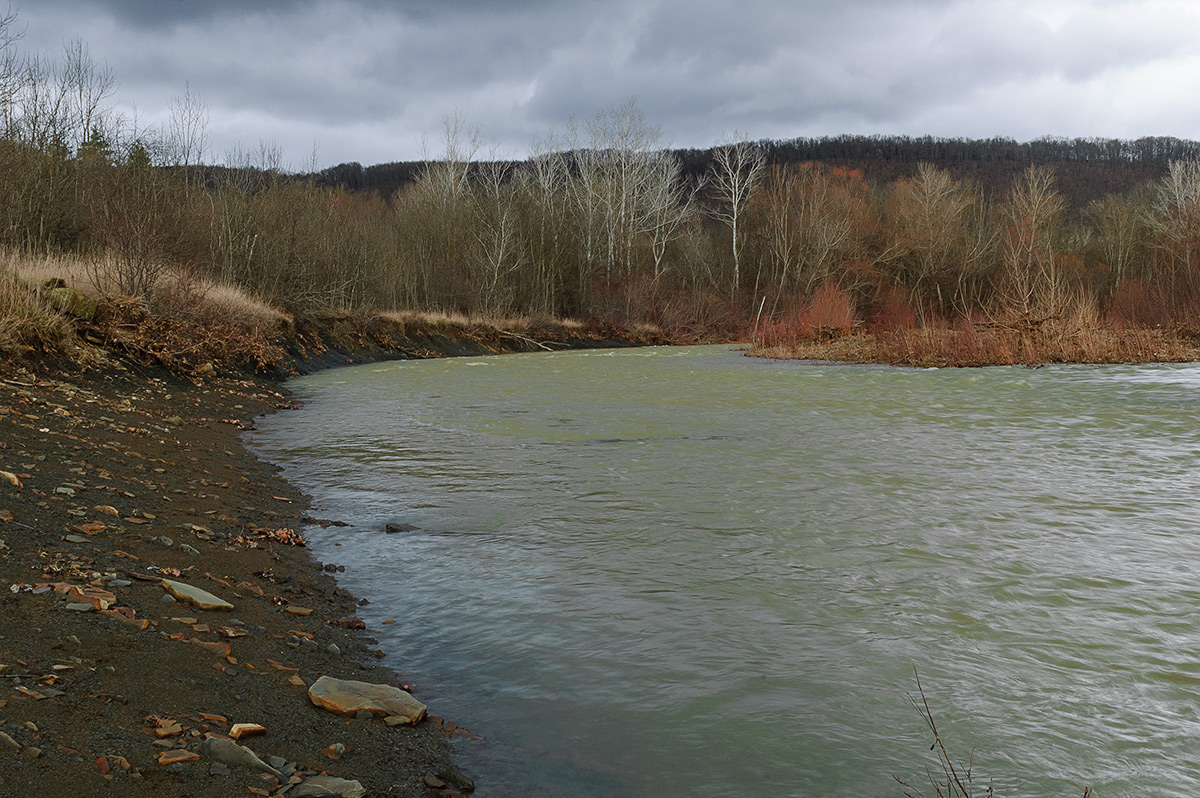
[3,8,1200,346]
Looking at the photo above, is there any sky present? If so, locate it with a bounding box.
[15,0,1200,170]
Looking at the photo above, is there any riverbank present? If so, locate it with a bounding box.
[0,318,659,797]
[748,322,1200,367]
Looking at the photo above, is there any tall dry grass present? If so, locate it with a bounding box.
[0,260,71,354]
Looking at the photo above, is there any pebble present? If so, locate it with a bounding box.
[160,594,177,604]
[0,731,19,751]
[179,543,200,556]
[325,643,340,657]
[64,534,88,544]
[65,602,95,612]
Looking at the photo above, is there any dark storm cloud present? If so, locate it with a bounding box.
[12,0,1200,168]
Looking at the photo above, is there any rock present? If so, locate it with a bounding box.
[198,736,281,778]
[422,772,446,789]
[0,731,19,751]
[65,602,95,612]
[208,762,231,776]
[165,416,183,426]
[152,536,174,548]
[229,723,266,740]
[158,749,201,765]
[21,746,41,760]
[286,606,314,616]
[308,676,427,724]
[179,543,200,556]
[291,775,366,798]
[64,534,88,544]
[319,742,345,761]
[440,766,476,792]
[47,286,98,321]
[155,719,183,738]
[161,578,234,611]
[385,522,418,534]
[56,487,76,497]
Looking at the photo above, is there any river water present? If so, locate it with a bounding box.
[249,345,1200,797]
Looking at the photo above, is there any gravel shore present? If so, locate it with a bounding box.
[0,353,467,797]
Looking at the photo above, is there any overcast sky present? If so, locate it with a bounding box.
[16,0,1200,169]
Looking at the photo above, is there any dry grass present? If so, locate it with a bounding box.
[751,322,1200,367]
[150,270,293,334]
[7,250,101,295]
[753,288,1200,367]
[375,309,593,336]
[0,261,72,355]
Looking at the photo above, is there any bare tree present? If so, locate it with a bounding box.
[642,152,697,279]
[707,134,765,293]
[62,37,115,148]
[999,165,1066,324]
[1145,159,1200,299]
[167,84,209,172]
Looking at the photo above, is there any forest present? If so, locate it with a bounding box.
[4,9,1200,367]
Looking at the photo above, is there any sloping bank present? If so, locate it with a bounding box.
[0,311,662,798]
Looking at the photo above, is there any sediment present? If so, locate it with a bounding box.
[0,320,657,797]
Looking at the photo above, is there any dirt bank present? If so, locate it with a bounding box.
[0,322,655,797]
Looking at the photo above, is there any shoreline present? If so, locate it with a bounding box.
[0,324,653,797]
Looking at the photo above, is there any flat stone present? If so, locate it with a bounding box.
[64,534,88,544]
[198,736,281,777]
[161,579,234,611]
[158,749,201,766]
[291,775,367,798]
[308,676,426,724]
[65,602,95,612]
[229,723,266,740]
[0,731,20,751]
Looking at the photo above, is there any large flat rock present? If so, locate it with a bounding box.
[161,578,234,611]
[308,676,426,725]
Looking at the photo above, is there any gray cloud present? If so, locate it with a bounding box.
[13,0,1200,168]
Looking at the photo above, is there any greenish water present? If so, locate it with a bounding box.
[251,345,1200,797]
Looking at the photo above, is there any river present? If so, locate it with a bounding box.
[249,345,1200,797]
